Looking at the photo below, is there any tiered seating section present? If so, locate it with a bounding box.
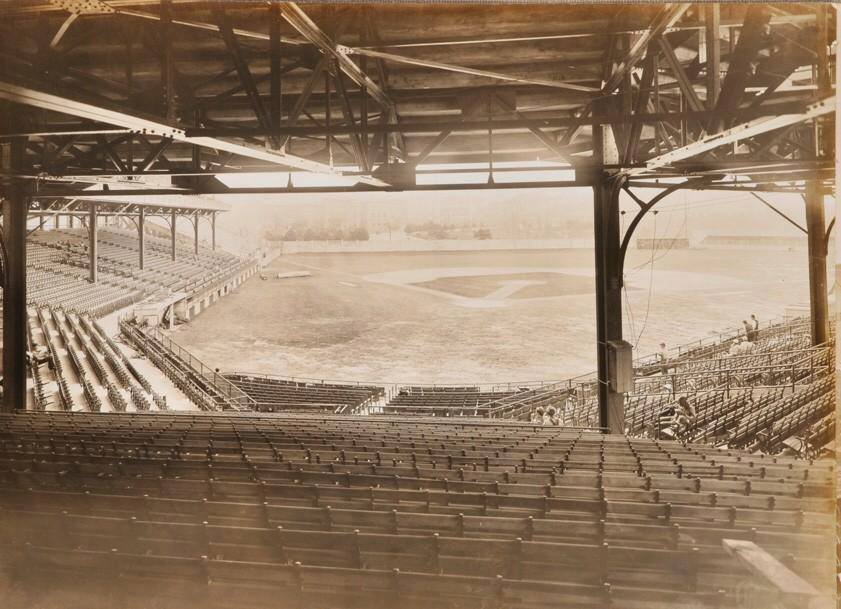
[0,412,833,609]
[121,320,254,412]
[225,374,384,414]
[28,239,142,317]
[26,227,249,317]
[555,316,835,454]
[633,317,814,376]
[379,384,576,420]
[27,306,166,413]
[383,386,519,416]
[109,316,834,458]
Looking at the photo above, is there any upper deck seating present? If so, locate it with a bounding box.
[26,228,249,317]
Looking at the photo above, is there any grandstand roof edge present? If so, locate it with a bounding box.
[79,195,231,213]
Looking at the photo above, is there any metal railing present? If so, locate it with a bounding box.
[633,316,813,371]
[145,325,256,408]
[631,344,833,396]
[180,259,257,299]
[120,319,256,411]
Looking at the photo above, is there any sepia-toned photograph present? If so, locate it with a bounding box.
[0,2,836,608]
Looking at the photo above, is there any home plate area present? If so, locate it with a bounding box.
[364,267,609,307]
[416,271,595,299]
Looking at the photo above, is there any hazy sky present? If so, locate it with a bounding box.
[206,182,833,253]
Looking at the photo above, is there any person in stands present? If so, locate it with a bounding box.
[655,397,694,441]
[531,407,544,424]
[25,348,50,368]
[657,342,669,374]
[674,396,695,432]
[546,406,561,426]
[742,320,754,342]
[751,314,759,337]
[542,407,554,426]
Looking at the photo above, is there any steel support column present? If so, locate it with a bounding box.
[2,138,28,413]
[170,209,177,261]
[138,206,145,270]
[211,212,216,250]
[705,4,721,109]
[805,181,828,345]
[88,203,98,283]
[592,176,625,433]
[591,101,625,433]
[269,4,282,148]
[161,0,175,123]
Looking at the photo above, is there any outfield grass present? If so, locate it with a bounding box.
[170,247,814,385]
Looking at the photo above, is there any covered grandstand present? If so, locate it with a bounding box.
[0,2,836,609]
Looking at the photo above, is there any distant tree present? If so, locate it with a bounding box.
[474,228,492,240]
[264,229,285,241]
[327,228,345,241]
[348,227,370,241]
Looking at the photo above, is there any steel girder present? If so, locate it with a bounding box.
[0,4,831,191]
[0,80,389,186]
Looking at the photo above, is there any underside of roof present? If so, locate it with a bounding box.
[0,1,835,196]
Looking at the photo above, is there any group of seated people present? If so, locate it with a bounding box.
[728,338,757,356]
[529,405,562,426]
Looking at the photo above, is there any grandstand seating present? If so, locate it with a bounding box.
[379,385,579,420]
[727,377,834,449]
[17,271,837,462]
[226,374,384,414]
[0,411,834,609]
[557,316,834,454]
[120,320,255,412]
[25,228,250,317]
[751,392,835,454]
[633,318,814,376]
[26,306,166,413]
[383,386,519,416]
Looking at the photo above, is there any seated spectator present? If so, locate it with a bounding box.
[659,397,695,441]
[676,396,695,426]
[546,406,560,426]
[542,407,553,426]
[531,407,544,424]
[25,347,49,368]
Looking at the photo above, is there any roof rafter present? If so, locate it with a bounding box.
[0,80,387,186]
